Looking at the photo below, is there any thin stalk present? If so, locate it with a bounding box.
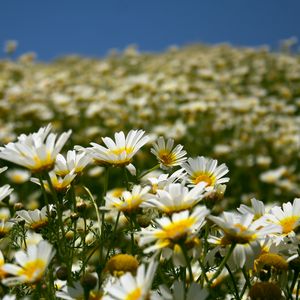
[290,270,299,299]
[180,243,193,283]
[208,243,236,286]
[225,264,240,300]
[105,211,121,262]
[138,164,160,180]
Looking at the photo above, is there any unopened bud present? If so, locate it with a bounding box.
[56,266,68,281]
[80,273,97,291]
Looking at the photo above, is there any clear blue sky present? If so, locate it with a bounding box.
[1,0,300,61]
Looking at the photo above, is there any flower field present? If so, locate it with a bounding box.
[0,44,299,299]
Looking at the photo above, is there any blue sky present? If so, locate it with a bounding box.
[1,0,300,61]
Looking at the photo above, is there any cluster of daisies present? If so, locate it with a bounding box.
[0,124,299,299]
[1,42,300,207]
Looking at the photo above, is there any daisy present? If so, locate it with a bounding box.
[265,198,300,236]
[139,206,210,254]
[141,182,207,214]
[237,198,267,220]
[6,169,30,184]
[103,259,157,300]
[55,150,92,176]
[209,212,279,245]
[0,124,72,173]
[31,170,76,193]
[104,185,151,214]
[16,206,50,230]
[2,240,55,286]
[83,129,149,167]
[0,184,13,203]
[182,156,229,190]
[0,220,14,238]
[208,212,281,269]
[151,136,187,169]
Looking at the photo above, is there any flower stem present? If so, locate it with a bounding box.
[208,243,236,286]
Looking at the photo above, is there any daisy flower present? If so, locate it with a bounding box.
[139,206,210,253]
[55,150,92,176]
[182,156,229,190]
[16,206,50,230]
[6,169,30,184]
[31,170,76,193]
[103,259,157,300]
[0,220,14,238]
[104,185,151,214]
[142,182,207,214]
[265,198,300,236]
[237,198,267,220]
[151,136,187,169]
[2,240,55,286]
[0,184,13,203]
[83,129,149,167]
[0,124,72,173]
[208,212,281,269]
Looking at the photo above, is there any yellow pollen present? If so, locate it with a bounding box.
[156,218,196,240]
[255,253,288,271]
[17,259,46,282]
[125,287,142,300]
[105,254,139,275]
[111,188,125,198]
[280,216,299,234]
[11,174,25,184]
[30,219,48,230]
[110,147,134,156]
[192,172,215,186]
[158,150,177,166]
[115,196,142,213]
[234,223,247,231]
[31,152,54,172]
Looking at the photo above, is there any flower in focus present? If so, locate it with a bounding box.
[16,206,50,230]
[55,150,92,176]
[31,170,76,193]
[265,198,300,236]
[2,240,55,286]
[139,206,210,253]
[104,185,151,214]
[142,182,207,214]
[84,129,149,167]
[151,136,187,169]
[0,124,72,173]
[103,260,157,300]
[182,156,229,190]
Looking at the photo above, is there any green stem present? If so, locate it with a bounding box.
[225,264,240,300]
[180,243,193,283]
[138,164,160,179]
[290,270,299,299]
[105,211,121,262]
[208,243,236,286]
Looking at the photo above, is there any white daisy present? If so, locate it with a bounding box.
[16,206,50,230]
[55,150,92,176]
[104,185,151,214]
[139,206,210,253]
[151,136,187,169]
[182,156,229,190]
[142,182,207,214]
[103,260,157,300]
[265,198,300,236]
[2,240,55,286]
[83,129,149,167]
[0,124,72,173]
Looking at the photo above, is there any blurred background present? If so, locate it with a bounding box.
[1,0,300,60]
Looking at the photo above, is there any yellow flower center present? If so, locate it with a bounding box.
[111,188,125,198]
[32,152,54,172]
[105,254,139,275]
[11,174,26,184]
[17,259,46,282]
[279,216,299,234]
[115,196,142,213]
[30,219,48,230]
[110,147,134,156]
[192,172,215,186]
[158,150,177,166]
[221,223,256,244]
[255,253,288,271]
[156,218,196,240]
[125,287,142,300]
